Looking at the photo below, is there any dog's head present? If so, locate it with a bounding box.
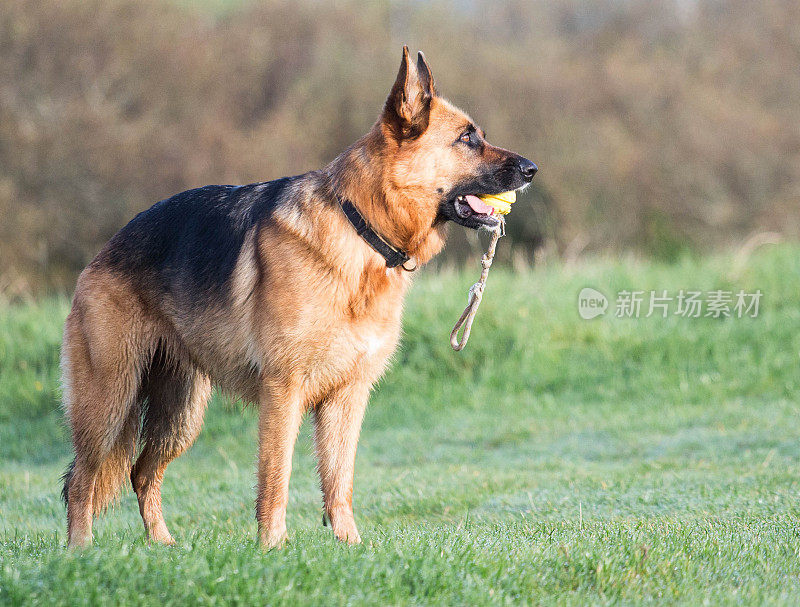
[380,46,537,232]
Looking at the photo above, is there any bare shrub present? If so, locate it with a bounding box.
[1,0,797,291]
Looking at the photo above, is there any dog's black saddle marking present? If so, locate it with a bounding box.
[101,177,295,299]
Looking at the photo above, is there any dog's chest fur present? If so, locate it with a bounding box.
[256,241,407,404]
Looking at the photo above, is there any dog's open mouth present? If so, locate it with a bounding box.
[455,195,497,218]
[453,195,501,227]
[441,185,526,230]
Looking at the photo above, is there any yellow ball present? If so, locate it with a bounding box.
[478,190,516,215]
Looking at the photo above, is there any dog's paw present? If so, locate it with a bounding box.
[148,532,176,546]
[260,527,288,550]
[146,521,176,545]
[332,521,361,545]
[67,533,93,550]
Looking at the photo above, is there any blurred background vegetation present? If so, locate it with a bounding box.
[1,0,798,294]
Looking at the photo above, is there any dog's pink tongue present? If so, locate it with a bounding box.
[465,195,494,215]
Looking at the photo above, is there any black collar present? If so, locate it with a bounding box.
[337,197,415,270]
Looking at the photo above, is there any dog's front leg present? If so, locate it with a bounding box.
[313,380,371,545]
[256,379,303,549]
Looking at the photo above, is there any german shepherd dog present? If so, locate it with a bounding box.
[61,47,537,548]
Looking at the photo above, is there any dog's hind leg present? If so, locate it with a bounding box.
[61,275,149,548]
[313,380,371,545]
[131,357,210,544]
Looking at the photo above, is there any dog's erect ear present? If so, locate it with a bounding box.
[416,51,436,98]
[383,46,433,140]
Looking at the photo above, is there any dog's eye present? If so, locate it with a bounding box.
[459,132,472,144]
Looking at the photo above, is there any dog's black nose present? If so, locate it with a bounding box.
[519,158,538,181]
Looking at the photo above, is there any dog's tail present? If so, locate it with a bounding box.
[60,458,75,506]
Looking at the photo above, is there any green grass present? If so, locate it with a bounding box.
[2,244,800,605]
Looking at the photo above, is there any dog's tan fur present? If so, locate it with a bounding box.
[61,47,535,548]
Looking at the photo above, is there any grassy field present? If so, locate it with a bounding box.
[1,244,799,605]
